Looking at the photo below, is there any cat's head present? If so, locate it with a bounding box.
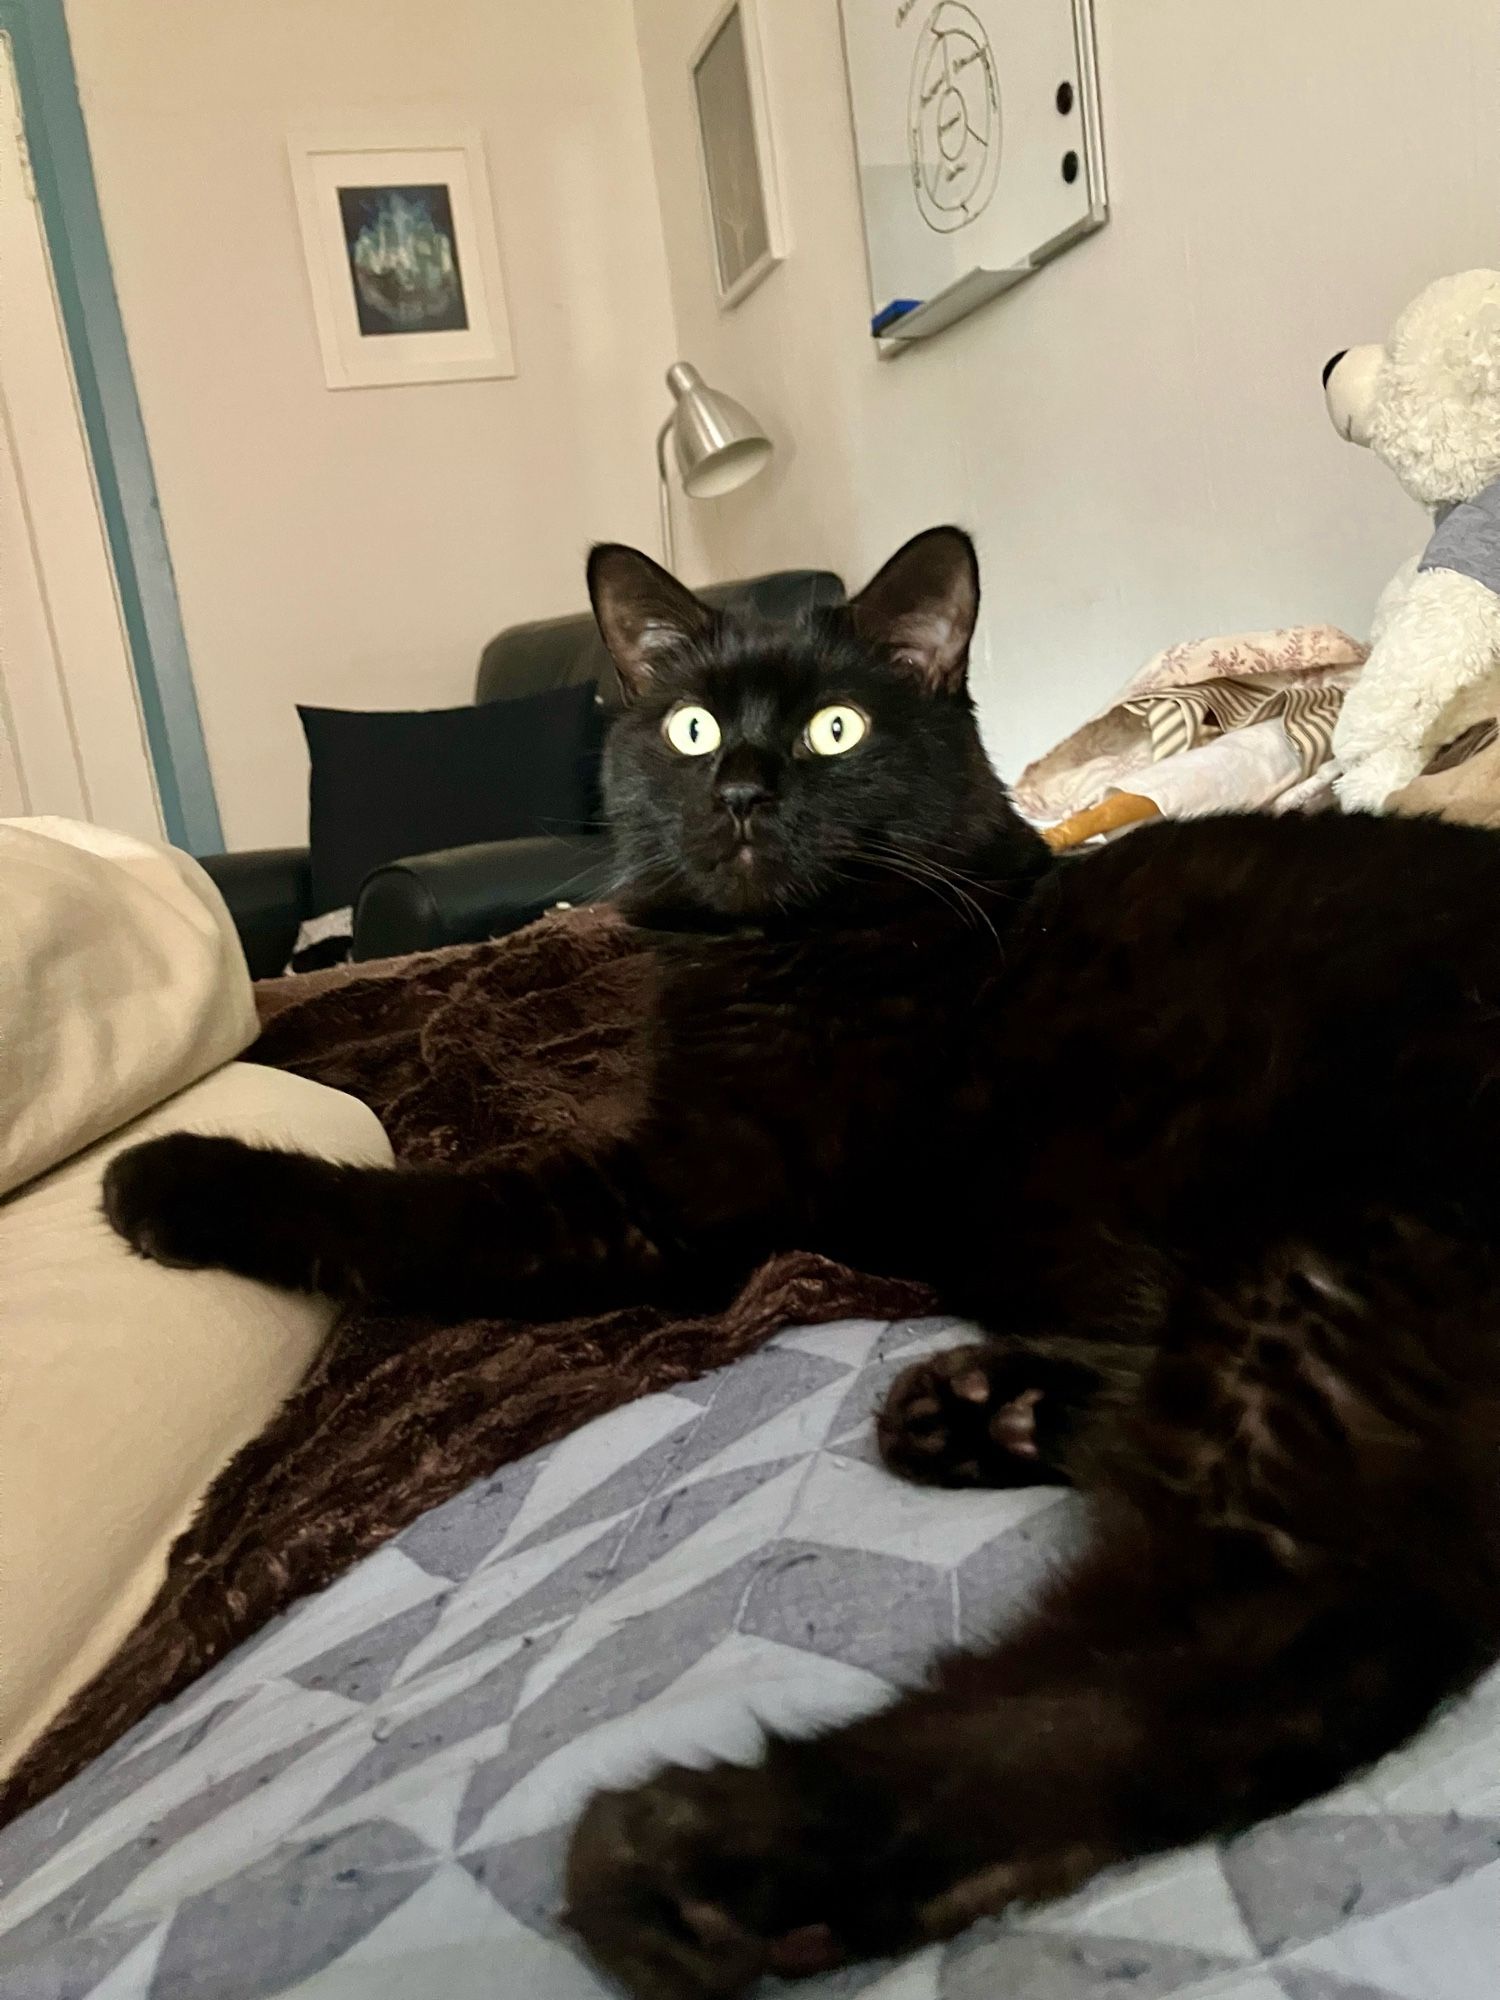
[588,526,1037,923]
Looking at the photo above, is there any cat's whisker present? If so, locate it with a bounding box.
[849,847,987,935]
[863,855,975,926]
[873,830,1031,906]
[906,866,1003,944]
[880,833,1026,902]
[526,853,635,906]
[859,842,1001,943]
[882,841,1013,928]
[601,853,676,903]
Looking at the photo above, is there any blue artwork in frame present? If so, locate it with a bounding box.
[336,183,469,337]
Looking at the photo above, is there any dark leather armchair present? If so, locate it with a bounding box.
[203,568,845,976]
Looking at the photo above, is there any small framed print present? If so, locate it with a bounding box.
[690,0,787,308]
[289,128,514,389]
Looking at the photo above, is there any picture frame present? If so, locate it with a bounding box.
[690,0,787,309]
[288,126,514,389]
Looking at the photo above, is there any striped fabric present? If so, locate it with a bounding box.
[1121,672,1344,781]
[1013,626,1367,827]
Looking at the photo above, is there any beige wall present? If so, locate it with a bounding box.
[631,0,1500,779]
[67,0,677,848]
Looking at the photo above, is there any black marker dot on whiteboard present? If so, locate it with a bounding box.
[1056,81,1075,115]
[1062,150,1080,184]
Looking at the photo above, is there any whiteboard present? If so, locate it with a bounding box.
[839,0,1107,344]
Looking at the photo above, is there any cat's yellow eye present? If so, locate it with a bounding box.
[805,705,868,757]
[663,704,721,756]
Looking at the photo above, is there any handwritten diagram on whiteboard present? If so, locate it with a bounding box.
[840,0,1106,343]
[908,3,1002,234]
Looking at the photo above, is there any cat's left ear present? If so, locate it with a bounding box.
[587,544,713,700]
[849,526,979,694]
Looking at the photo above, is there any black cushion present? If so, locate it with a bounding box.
[299,683,603,914]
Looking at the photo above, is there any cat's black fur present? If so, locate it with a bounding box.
[104,529,1500,1998]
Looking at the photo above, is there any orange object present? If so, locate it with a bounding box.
[1042,791,1161,851]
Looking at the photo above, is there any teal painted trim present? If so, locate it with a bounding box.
[1,0,222,851]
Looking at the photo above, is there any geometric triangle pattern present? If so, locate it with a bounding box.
[1276,1975,1417,2000]
[1219,1813,1500,1956]
[1,1314,1497,1998]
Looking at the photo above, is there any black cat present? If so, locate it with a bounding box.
[105,529,1500,1999]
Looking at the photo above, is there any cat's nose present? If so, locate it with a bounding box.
[717,778,774,826]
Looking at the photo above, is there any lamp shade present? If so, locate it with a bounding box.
[663,361,772,498]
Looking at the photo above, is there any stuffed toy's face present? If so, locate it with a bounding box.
[1323,269,1500,508]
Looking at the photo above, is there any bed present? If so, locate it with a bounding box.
[3,1313,1496,2000]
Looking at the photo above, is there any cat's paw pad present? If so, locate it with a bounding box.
[102,1133,262,1271]
[564,1764,844,1999]
[876,1343,1059,1488]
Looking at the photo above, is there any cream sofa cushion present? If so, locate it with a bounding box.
[0,1061,392,1779]
[0,817,256,1201]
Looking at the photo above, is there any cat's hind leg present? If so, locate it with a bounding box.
[566,1474,1499,2000]
[875,1338,1129,1488]
[564,1245,1500,1998]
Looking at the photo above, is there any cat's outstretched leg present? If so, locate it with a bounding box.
[564,1506,1495,1999]
[102,1131,679,1319]
[566,1247,1500,1997]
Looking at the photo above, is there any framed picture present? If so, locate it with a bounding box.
[690,0,787,308]
[289,128,514,389]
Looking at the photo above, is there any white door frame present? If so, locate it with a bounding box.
[0,3,221,852]
[0,30,162,838]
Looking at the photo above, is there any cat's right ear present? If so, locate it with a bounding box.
[849,526,979,695]
[587,545,713,700]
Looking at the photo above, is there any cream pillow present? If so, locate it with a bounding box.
[0,818,397,1778]
[0,817,256,1199]
[1,1061,392,1778]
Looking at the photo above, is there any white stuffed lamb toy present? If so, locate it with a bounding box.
[1325,269,1500,810]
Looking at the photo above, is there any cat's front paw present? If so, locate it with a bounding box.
[564,1763,849,2000]
[102,1133,266,1272]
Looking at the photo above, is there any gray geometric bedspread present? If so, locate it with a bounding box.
[2,1316,1497,2000]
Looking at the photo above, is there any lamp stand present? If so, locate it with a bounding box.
[652,360,772,573]
[655,417,676,572]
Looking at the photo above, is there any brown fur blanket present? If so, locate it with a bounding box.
[0,908,926,1829]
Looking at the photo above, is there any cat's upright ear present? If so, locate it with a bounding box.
[849,526,979,694]
[587,544,714,700]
